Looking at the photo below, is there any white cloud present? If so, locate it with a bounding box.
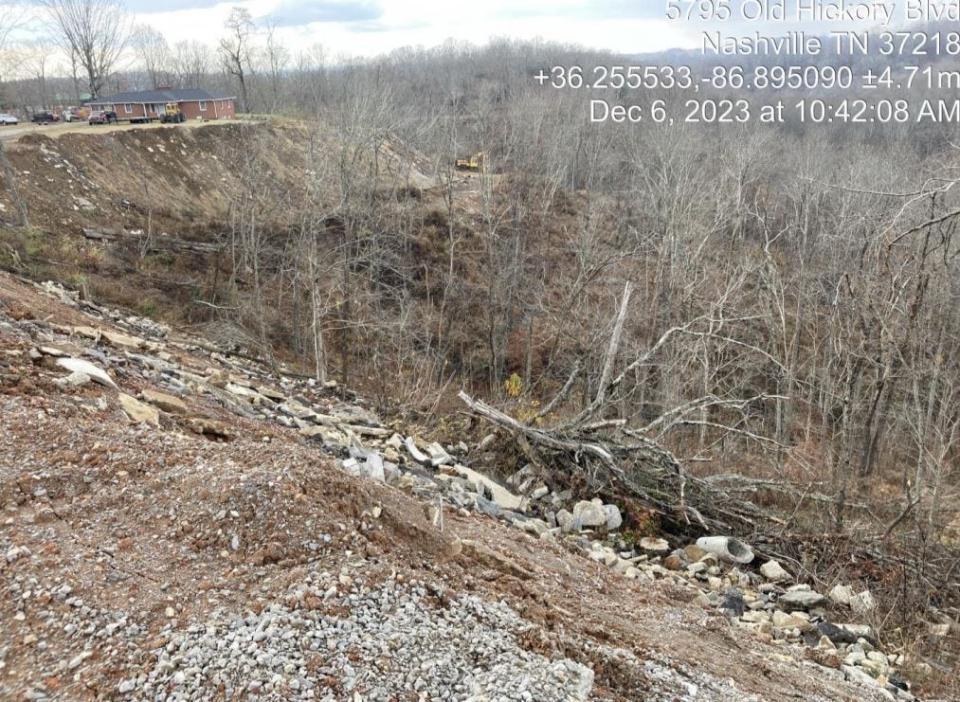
[132,0,699,60]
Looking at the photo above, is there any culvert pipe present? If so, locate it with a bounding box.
[695,536,755,564]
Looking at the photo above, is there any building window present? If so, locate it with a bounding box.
[124,104,132,114]
[199,101,207,111]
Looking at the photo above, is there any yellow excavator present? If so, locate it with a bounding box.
[455,152,484,172]
[160,102,186,124]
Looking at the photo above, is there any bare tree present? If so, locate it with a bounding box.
[172,40,211,89]
[263,21,289,112]
[22,43,55,109]
[42,0,128,99]
[219,7,254,112]
[131,24,171,89]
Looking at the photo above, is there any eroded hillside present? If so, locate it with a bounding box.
[0,121,309,231]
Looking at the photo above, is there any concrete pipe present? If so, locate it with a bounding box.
[696,536,755,564]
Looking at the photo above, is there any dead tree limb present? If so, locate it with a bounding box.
[595,281,633,407]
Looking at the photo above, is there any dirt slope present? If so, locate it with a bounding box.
[0,120,309,234]
[0,270,907,701]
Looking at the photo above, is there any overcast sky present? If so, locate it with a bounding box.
[121,0,695,57]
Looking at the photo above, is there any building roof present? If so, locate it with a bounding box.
[87,88,235,105]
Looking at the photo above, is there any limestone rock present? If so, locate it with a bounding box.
[118,393,160,426]
[695,536,754,564]
[742,610,770,624]
[226,382,265,403]
[639,537,670,553]
[556,509,575,533]
[141,388,188,414]
[829,584,854,606]
[849,589,877,615]
[403,436,431,464]
[56,370,92,388]
[572,500,607,528]
[188,418,233,440]
[760,559,790,583]
[663,554,684,571]
[300,425,349,446]
[101,329,146,350]
[530,485,549,500]
[779,587,826,610]
[426,442,454,467]
[603,504,622,531]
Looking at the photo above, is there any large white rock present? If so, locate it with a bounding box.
[829,584,854,606]
[603,504,623,531]
[695,536,754,564]
[572,500,607,528]
[403,436,431,464]
[556,509,575,533]
[779,588,826,610]
[760,559,791,582]
[56,357,116,389]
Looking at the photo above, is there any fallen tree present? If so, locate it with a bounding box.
[457,283,960,639]
[458,388,776,536]
[458,282,786,537]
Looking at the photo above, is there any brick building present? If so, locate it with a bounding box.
[86,88,236,121]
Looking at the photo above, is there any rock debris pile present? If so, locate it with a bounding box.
[140,576,593,701]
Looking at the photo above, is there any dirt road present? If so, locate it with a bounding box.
[0,118,244,143]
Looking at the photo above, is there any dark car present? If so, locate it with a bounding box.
[31,111,58,124]
[88,110,118,125]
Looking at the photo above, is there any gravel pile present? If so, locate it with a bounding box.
[133,574,594,701]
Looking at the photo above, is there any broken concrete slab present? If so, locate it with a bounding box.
[426,442,454,467]
[140,388,188,414]
[448,464,525,512]
[226,383,267,404]
[55,357,117,389]
[300,425,349,445]
[404,436,431,464]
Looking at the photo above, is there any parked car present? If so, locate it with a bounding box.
[88,110,118,125]
[0,113,18,125]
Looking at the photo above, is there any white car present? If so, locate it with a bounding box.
[0,113,18,125]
